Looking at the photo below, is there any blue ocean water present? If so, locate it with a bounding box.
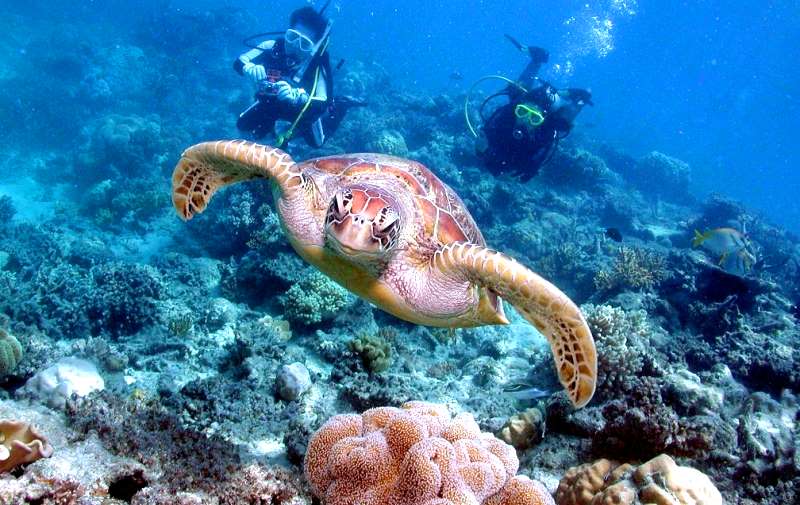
[2,1,800,503]
[237,0,799,232]
[4,0,797,233]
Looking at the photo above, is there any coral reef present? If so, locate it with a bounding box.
[76,114,169,184]
[0,14,798,505]
[0,329,22,376]
[580,304,649,398]
[282,271,354,326]
[18,357,105,410]
[613,151,692,203]
[276,362,312,401]
[88,261,164,338]
[591,375,718,460]
[735,391,798,481]
[304,401,555,505]
[348,331,393,373]
[65,392,311,500]
[0,419,54,473]
[187,185,280,258]
[555,454,722,505]
[366,129,409,157]
[0,196,15,225]
[0,398,312,504]
[498,407,545,450]
[541,147,619,190]
[594,246,669,292]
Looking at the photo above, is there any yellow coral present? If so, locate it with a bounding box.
[594,247,668,292]
[555,455,722,505]
[0,329,22,376]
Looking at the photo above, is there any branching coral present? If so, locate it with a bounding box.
[594,246,669,292]
[555,454,722,505]
[304,401,555,505]
[282,271,353,326]
[580,304,649,396]
[349,332,393,373]
[0,419,54,473]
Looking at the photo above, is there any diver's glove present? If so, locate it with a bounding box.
[242,62,267,83]
[274,80,309,106]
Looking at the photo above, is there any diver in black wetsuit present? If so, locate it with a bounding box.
[477,37,593,181]
[234,6,365,148]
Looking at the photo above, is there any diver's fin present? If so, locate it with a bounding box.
[504,33,527,53]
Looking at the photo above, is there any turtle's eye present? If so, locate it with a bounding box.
[372,207,400,249]
[326,189,353,225]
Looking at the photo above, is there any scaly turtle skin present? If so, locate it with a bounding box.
[172,140,597,407]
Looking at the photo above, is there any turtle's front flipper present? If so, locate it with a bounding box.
[434,242,596,408]
[172,140,299,220]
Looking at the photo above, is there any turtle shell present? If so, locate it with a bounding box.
[305,153,485,247]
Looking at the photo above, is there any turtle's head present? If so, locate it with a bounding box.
[325,185,401,262]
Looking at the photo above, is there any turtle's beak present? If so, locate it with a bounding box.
[326,213,385,260]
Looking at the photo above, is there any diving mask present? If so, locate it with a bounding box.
[285,28,315,53]
[514,103,545,127]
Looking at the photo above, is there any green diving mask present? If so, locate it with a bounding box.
[514,103,545,127]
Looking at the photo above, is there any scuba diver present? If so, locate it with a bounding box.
[234,5,365,148]
[467,35,593,181]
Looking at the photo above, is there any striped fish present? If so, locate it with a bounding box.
[692,228,756,276]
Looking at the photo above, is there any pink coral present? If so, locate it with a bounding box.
[304,401,554,505]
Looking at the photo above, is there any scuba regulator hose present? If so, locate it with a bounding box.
[464,75,527,137]
[277,36,331,147]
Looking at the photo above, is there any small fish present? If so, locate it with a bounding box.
[605,227,623,242]
[502,382,552,401]
[692,227,756,276]
[449,71,464,81]
[791,303,800,320]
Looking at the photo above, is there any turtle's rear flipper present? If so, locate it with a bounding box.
[172,140,297,221]
[434,242,597,408]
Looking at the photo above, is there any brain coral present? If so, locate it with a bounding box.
[304,401,555,505]
[554,454,722,505]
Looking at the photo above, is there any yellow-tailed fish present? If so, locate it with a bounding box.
[692,228,756,276]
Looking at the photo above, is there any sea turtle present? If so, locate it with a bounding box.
[172,140,597,407]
